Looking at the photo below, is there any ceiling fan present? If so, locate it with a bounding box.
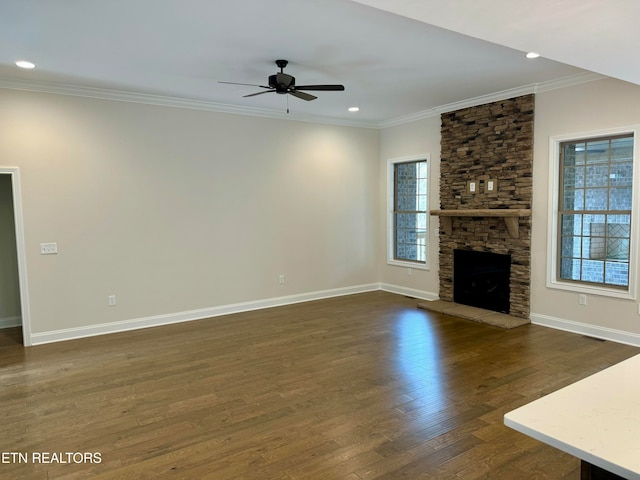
[219,59,345,102]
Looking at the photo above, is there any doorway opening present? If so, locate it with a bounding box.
[0,168,31,346]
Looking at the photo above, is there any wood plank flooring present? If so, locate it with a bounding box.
[0,291,637,479]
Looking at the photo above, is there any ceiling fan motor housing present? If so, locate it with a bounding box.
[269,73,295,93]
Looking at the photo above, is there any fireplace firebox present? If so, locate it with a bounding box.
[453,249,511,314]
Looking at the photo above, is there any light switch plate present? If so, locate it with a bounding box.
[40,242,58,255]
[486,178,498,194]
[466,181,477,194]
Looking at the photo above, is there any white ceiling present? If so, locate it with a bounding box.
[1,0,631,127]
[354,0,640,86]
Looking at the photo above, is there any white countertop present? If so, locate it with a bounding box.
[504,353,640,479]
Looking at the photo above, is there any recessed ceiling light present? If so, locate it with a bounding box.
[348,107,360,112]
[15,60,36,69]
[525,52,540,59]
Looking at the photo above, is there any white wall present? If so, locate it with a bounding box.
[5,77,640,346]
[531,77,640,343]
[0,89,380,341]
[378,116,441,299]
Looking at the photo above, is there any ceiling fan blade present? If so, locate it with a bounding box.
[295,85,345,91]
[243,90,275,98]
[289,90,317,101]
[219,81,272,89]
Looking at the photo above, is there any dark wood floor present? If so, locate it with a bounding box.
[0,291,637,479]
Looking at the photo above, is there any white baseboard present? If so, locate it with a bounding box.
[29,284,382,345]
[531,313,640,347]
[379,283,439,301]
[0,316,21,329]
[30,285,640,348]
[28,283,441,346]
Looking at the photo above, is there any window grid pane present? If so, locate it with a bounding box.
[394,160,428,263]
[558,134,633,289]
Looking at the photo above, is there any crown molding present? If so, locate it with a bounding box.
[0,72,605,130]
[0,77,379,129]
[378,72,606,129]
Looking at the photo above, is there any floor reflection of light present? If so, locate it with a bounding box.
[395,310,445,416]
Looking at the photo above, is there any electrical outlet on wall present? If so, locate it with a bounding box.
[578,294,587,306]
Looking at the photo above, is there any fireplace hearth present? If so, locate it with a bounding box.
[453,249,511,314]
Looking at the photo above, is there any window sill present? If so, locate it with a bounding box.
[387,259,429,270]
[546,279,635,301]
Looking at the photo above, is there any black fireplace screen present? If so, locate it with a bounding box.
[453,249,511,314]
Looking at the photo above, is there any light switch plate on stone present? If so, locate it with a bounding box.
[486,178,498,195]
[466,180,477,194]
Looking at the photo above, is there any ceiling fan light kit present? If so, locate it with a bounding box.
[220,59,345,104]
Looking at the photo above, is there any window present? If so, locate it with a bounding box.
[549,128,639,298]
[388,157,428,267]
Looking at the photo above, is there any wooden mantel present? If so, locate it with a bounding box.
[430,209,531,238]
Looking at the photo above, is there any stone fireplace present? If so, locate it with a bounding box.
[434,94,534,319]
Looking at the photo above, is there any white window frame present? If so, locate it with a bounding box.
[547,125,640,300]
[387,154,430,270]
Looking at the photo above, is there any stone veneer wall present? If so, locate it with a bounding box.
[438,94,534,318]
